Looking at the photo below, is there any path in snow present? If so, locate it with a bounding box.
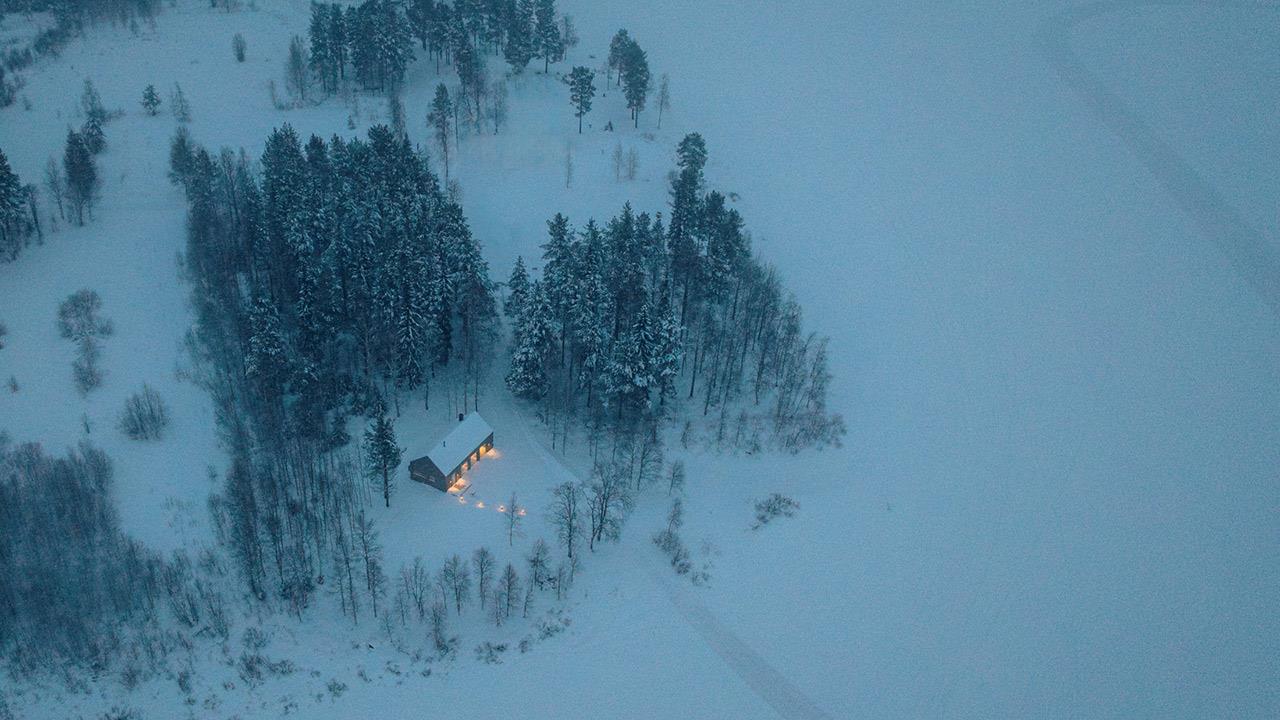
[1041,0,1280,316]
[498,390,833,720]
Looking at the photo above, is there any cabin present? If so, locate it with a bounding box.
[409,413,495,492]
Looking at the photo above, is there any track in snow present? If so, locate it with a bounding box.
[497,391,833,720]
[1040,0,1280,317]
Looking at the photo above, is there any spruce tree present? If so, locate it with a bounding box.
[506,280,554,400]
[365,414,403,507]
[504,255,530,319]
[141,84,160,116]
[0,148,28,261]
[62,130,97,226]
[568,65,594,134]
[428,84,452,182]
[245,296,291,410]
[81,114,105,155]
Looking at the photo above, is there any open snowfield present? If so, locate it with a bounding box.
[1,1,1278,718]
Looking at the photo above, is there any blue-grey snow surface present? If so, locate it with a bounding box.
[0,1,1276,718]
[557,1,1279,717]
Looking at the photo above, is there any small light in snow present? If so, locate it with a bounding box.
[475,501,485,509]
[498,505,507,513]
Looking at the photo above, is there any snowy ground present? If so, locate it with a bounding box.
[1,1,1278,718]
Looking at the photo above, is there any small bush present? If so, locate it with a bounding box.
[72,347,103,395]
[232,33,246,62]
[652,529,692,575]
[474,642,507,665]
[752,493,800,529]
[57,289,113,343]
[0,321,7,349]
[119,384,169,440]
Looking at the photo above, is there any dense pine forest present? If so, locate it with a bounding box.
[506,133,845,457]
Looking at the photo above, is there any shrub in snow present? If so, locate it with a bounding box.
[57,289,113,344]
[119,384,169,440]
[653,497,693,572]
[232,33,246,62]
[752,493,800,530]
[72,346,103,395]
[0,321,6,349]
[474,642,507,665]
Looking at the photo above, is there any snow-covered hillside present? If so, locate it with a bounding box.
[1,1,1277,718]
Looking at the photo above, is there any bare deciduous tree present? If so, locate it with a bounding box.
[547,482,582,558]
[472,546,494,609]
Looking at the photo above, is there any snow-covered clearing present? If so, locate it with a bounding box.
[1,0,1277,718]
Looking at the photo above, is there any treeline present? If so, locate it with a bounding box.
[0,439,233,678]
[1,0,161,107]
[506,134,845,454]
[0,148,40,261]
[172,122,498,613]
[0,0,159,20]
[303,0,571,98]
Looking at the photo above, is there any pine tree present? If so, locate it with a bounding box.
[141,84,161,116]
[407,0,434,51]
[374,0,415,93]
[80,79,106,126]
[428,84,452,182]
[504,255,530,319]
[309,2,338,94]
[286,34,311,103]
[453,38,487,133]
[365,414,403,508]
[502,0,533,73]
[534,0,562,73]
[330,4,349,81]
[0,148,28,261]
[621,39,650,128]
[568,65,594,134]
[607,29,630,87]
[667,133,707,322]
[62,130,97,226]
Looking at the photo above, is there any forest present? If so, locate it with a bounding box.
[0,0,839,692]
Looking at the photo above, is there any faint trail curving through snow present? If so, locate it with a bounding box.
[1040,0,1280,317]
[495,391,833,720]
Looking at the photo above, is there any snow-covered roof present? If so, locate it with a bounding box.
[426,413,493,473]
